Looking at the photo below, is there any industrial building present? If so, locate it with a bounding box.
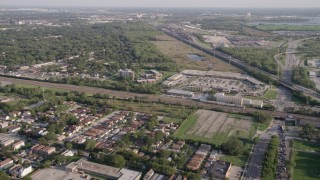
[243,99,264,108]
[215,93,243,106]
[167,89,194,98]
[66,159,142,180]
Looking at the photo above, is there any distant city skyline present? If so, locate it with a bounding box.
[1,0,320,8]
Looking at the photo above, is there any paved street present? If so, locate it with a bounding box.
[243,121,279,180]
[274,39,302,111]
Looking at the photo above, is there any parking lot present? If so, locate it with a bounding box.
[164,73,268,96]
[276,121,289,179]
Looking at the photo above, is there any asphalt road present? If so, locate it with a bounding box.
[275,39,305,111]
[244,121,279,180]
[0,76,319,122]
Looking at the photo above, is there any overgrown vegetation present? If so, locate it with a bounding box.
[298,38,320,60]
[292,67,316,89]
[219,47,278,74]
[221,138,244,155]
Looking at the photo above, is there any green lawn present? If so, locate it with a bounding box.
[262,89,278,100]
[173,114,199,138]
[294,140,320,152]
[14,84,67,93]
[243,87,278,101]
[219,155,248,167]
[293,151,320,180]
[174,113,257,145]
[251,119,271,132]
[161,117,183,123]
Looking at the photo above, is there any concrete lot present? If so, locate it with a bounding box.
[229,166,243,180]
[165,73,266,96]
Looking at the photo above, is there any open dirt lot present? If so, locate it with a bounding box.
[152,35,240,72]
[175,110,254,145]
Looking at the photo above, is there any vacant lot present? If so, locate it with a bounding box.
[152,35,240,72]
[293,151,320,180]
[262,88,278,100]
[174,110,255,145]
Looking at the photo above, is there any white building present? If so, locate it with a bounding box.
[19,166,33,178]
[1,139,15,147]
[119,168,142,180]
[0,121,8,128]
[309,71,316,78]
[167,89,194,98]
[12,140,25,150]
[215,93,243,106]
[243,98,264,108]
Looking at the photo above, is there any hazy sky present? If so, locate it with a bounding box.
[1,0,320,8]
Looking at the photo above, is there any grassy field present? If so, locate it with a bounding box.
[173,110,256,145]
[151,35,241,72]
[174,114,199,137]
[293,140,320,152]
[293,151,320,180]
[161,117,183,123]
[244,86,278,101]
[262,88,278,100]
[253,24,320,31]
[112,99,193,120]
[14,83,68,93]
[219,155,248,167]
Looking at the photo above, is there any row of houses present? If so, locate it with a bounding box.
[0,137,25,150]
[31,144,56,156]
[186,144,211,171]
[0,159,32,178]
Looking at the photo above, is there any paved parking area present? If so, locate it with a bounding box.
[276,121,289,179]
[229,166,242,180]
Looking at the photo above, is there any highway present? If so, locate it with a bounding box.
[0,76,319,123]
[159,27,320,101]
[275,39,301,111]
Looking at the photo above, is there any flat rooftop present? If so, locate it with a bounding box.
[119,168,141,180]
[70,159,122,178]
[32,168,86,180]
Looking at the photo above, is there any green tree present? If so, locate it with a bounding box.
[109,155,126,168]
[84,140,97,151]
[222,138,244,155]
[0,171,10,180]
[43,160,52,168]
[65,142,73,149]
